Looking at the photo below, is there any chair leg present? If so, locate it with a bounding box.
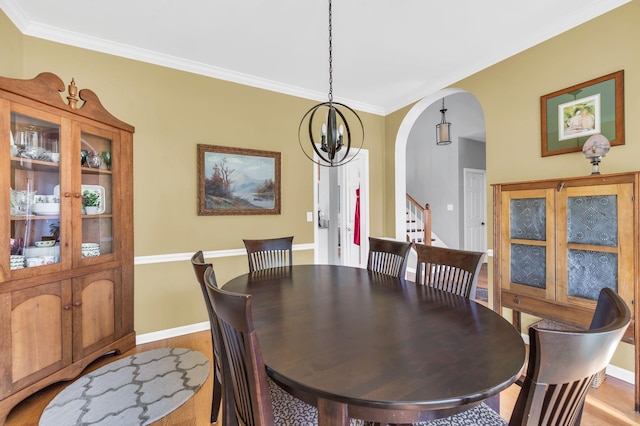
[221,366,238,426]
[484,393,500,413]
[211,373,222,423]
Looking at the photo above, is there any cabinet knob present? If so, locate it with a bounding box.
[64,192,71,198]
[74,193,81,198]
[63,305,71,310]
[73,302,82,307]
[514,296,520,305]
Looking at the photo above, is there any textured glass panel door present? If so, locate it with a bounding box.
[509,197,547,289]
[567,195,617,246]
[557,183,633,308]
[501,188,555,298]
[510,244,546,289]
[567,249,617,300]
[510,198,546,241]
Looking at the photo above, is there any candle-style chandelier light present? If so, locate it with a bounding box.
[298,0,364,167]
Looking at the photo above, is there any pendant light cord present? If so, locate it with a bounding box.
[328,0,333,104]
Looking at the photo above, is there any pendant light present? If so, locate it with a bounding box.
[436,98,452,145]
[298,0,364,167]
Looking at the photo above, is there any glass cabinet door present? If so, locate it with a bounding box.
[10,111,62,271]
[79,129,114,262]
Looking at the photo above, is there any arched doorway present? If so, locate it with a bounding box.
[394,89,486,252]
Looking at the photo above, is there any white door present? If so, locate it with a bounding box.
[314,150,369,268]
[339,153,369,268]
[463,168,486,255]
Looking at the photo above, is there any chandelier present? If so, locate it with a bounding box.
[298,0,364,167]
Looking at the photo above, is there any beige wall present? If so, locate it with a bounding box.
[0,11,387,334]
[2,1,638,370]
[0,12,22,77]
[386,1,640,373]
[457,1,639,372]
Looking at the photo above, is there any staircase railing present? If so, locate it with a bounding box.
[406,194,431,245]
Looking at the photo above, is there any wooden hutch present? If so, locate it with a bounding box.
[0,73,135,422]
[493,172,640,411]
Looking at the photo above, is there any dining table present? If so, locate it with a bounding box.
[223,264,526,425]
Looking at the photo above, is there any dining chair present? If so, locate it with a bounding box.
[367,237,412,279]
[243,236,294,272]
[417,287,630,426]
[190,251,236,426]
[205,276,366,426]
[413,243,485,299]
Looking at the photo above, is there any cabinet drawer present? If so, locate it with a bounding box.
[501,290,635,343]
[502,290,593,328]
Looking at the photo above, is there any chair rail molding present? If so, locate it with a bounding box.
[134,243,315,265]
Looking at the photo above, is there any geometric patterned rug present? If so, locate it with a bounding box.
[39,348,210,426]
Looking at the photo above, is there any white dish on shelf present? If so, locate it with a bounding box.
[54,184,105,214]
[32,202,60,215]
[35,240,56,247]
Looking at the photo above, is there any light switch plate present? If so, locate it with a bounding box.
[306,212,313,222]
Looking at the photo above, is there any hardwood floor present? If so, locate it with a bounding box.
[6,270,640,425]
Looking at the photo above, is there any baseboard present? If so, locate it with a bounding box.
[136,321,210,345]
[520,332,634,385]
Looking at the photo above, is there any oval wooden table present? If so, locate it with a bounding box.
[224,265,525,425]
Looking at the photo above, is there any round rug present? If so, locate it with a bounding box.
[39,347,210,426]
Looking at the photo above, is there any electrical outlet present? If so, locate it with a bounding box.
[447,204,454,211]
[306,212,313,222]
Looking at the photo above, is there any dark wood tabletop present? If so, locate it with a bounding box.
[224,264,526,425]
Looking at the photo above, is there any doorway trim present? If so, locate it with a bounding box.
[314,149,370,266]
[463,167,487,253]
[394,88,467,241]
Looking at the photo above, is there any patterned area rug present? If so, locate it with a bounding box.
[39,348,210,426]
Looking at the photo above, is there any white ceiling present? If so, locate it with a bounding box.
[0,0,630,115]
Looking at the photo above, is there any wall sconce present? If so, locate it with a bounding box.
[436,98,452,145]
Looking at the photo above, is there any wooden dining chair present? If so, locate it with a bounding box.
[367,237,412,279]
[417,287,630,426]
[205,277,366,426]
[413,244,485,299]
[190,251,236,426]
[243,236,294,272]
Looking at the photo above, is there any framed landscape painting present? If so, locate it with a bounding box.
[540,70,624,157]
[198,144,281,215]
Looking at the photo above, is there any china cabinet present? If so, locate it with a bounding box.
[0,72,135,422]
[492,172,640,410]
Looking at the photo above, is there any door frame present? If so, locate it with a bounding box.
[314,149,370,267]
[394,88,467,240]
[463,168,487,254]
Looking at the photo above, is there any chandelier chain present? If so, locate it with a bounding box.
[328,0,333,103]
[298,0,363,167]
